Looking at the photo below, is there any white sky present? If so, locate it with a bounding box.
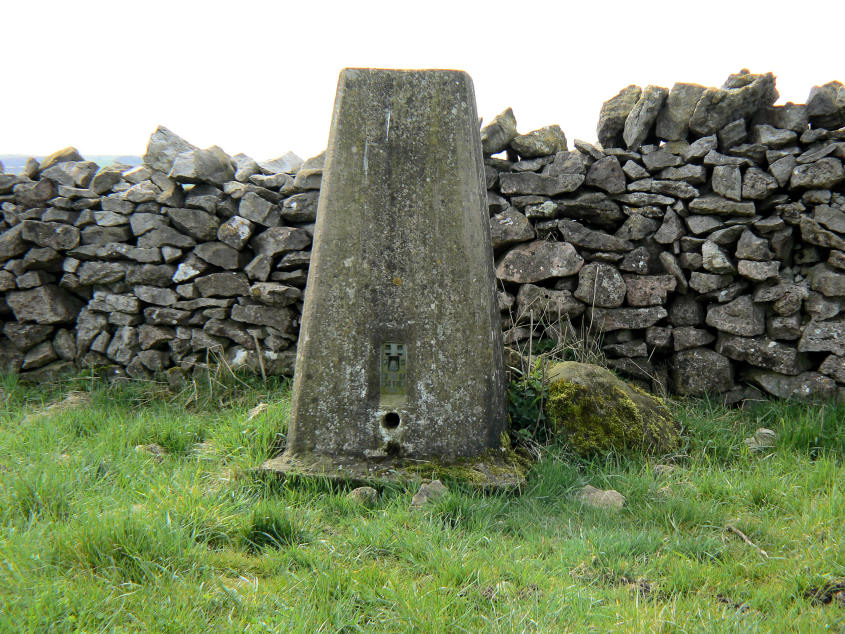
[3,0,844,162]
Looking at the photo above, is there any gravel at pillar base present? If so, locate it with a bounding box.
[263,68,508,481]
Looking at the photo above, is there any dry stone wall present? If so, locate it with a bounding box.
[1,70,845,402]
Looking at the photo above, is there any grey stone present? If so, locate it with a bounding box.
[654,208,684,244]
[711,165,742,201]
[669,294,704,326]
[21,341,58,370]
[670,348,734,395]
[249,282,302,307]
[659,164,707,185]
[6,285,82,324]
[52,329,76,361]
[801,218,845,251]
[243,254,273,282]
[768,313,803,340]
[744,369,837,401]
[597,85,641,149]
[2,322,53,350]
[789,158,845,190]
[799,317,845,356]
[184,184,222,213]
[737,260,779,281]
[819,355,845,383]
[701,240,736,274]
[716,333,809,375]
[751,124,797,149]
[133,285,177,306]
[673,326,714,351]
[655,82,706,141]
[106,326,138,365]
[543,150,588,177]
[138,324,174,350]
[14,179,57,208]
[688,71,778,136]
[19,220,80,250]
[624,274,676,306]
[126,264,177,287]
[498,172,583,196]
[768,155,798,188]
[0,225,28,262]
[144,307,191,326]
[481,108,518,155]
[740,167,777,200]
[510,125,567,158]
[682,135,718,161]
[574,263,626,308]
[238,192,276,225]
[705,295,764,336]
[490,208,535,249]
[717,119,747,151]
[736,229,773,261]
[615,214,659,241]
[516,283,585,321]
[129,213,169,237]
[281,192,319,223]
[556,192,624,228]
[806,81,845,129]
[260,151,304,175]
[622,160,650,180]
[195,272,250,297]
[216,215,254,250]
[815,204,845,234]
[685,215,724,236]
[623,85,668,150]
[169,146,234,186]
[143,126,198,174]
[588,306,667,331]
[754,103,808,133]
[137,227,196,249]
[689,195,756,217]
[193,242,246,270]
[619,245,657,274]
[584,156,625,194]
[124,181,161,203]
[164,207,220,241]
[231,303,293,332]
[558,219,632,252]
[251,227,312,257]
[496,240,584,283]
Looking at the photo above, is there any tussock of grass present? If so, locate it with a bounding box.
[1,370,845,631]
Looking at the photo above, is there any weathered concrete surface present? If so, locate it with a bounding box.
[265,69,508,477]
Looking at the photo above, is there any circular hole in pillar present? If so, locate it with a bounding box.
[382,412,400,429]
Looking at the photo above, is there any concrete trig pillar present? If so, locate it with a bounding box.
[261,68,517,485]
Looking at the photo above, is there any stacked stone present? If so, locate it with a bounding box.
[1,128,319,382]
[483,71,845,402]
[3,71,845,402]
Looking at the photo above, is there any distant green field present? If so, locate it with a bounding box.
[1,371,844,632]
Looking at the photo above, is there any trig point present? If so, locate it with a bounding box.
[261,68,522,487]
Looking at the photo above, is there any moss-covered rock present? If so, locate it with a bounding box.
[544,361,680,455]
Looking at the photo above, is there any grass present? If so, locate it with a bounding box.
[0,370,844,631]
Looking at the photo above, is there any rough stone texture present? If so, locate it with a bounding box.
[510,125,567,158]
[670,348,735,395]
[623,85,668,150]
[597,85,641,149]
[574,263,626,308]
[706,296,765,336]
[655,83,706,141]
[545,361,680,455]
[4,69,845,404]
[279,69,507,467]
[481,108,518,155]
[496,240,584,283]
[6,285,83,324]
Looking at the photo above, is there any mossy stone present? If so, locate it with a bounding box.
[544,361,680,455]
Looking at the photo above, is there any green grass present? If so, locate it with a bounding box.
[1,371,844,632]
